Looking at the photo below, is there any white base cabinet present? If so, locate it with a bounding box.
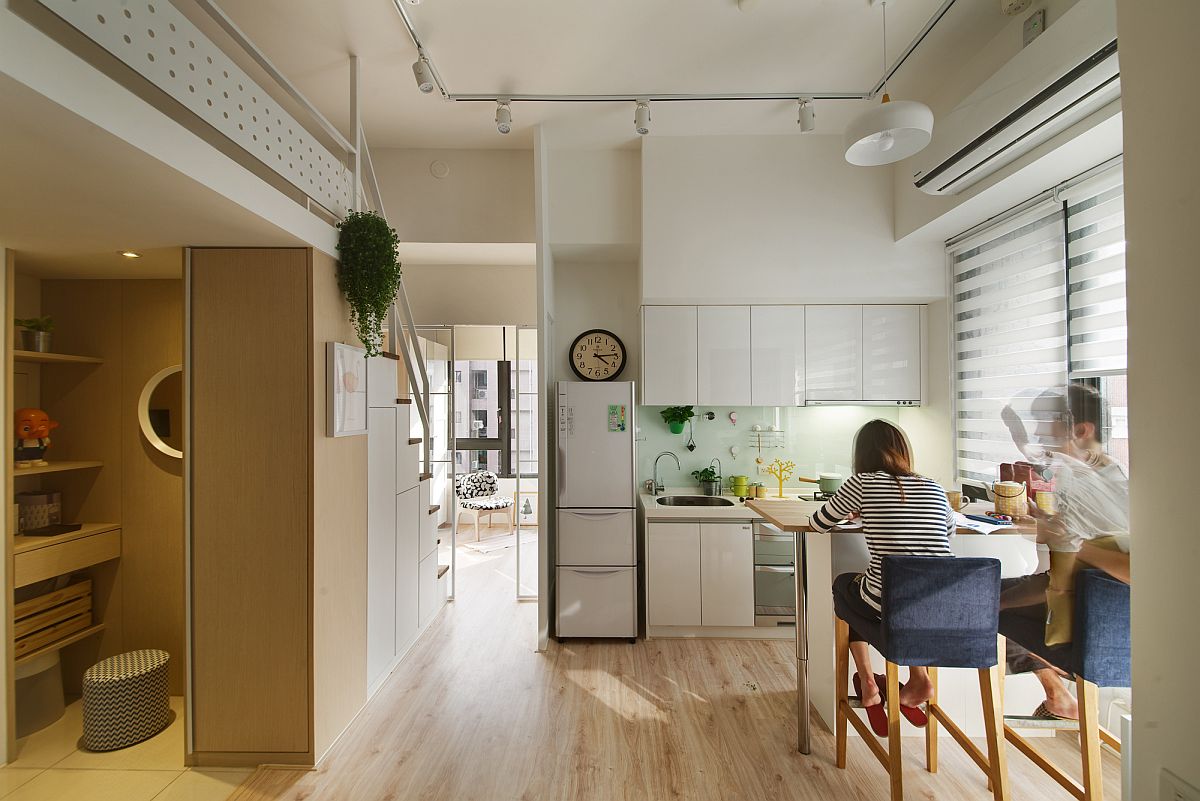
[646,523,702,626]
[647,522,756,628]
[699,522,756,627]
[395,486,420,657]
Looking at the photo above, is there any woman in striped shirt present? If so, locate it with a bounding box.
[809,419,955,729]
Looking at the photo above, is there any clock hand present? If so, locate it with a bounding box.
[594,353,611,365]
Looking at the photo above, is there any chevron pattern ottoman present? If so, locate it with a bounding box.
[81,649,170,751]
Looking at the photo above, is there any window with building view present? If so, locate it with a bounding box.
[453,358,538,478]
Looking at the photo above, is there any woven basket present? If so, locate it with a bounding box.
[993,481,1028,517]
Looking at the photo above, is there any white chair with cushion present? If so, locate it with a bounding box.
[454,470,514,541]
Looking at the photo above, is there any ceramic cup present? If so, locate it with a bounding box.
[946,490,970,511]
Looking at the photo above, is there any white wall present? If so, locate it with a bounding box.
[548,149,640,247]
[899,299,954,487]
[641,135,944,304]
[1117,1,1200,797]
[372,148,535,244]
[551,260,641,385]
[402,264,536,326]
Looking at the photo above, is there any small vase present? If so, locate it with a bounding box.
[20,331,51,353]
[668,422,685,434]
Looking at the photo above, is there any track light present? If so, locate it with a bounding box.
[797,98,815,133]
[634,101,651,136]
[495,101,512,134]
[412,51,435,94]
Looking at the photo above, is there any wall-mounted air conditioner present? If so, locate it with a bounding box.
[911,0,1119,196]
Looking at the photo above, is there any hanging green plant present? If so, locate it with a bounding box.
[660,405,694,434]
[336,210,402,357]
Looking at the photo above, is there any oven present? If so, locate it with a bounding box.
[754,523,796,626]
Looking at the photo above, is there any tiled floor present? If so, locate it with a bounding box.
[0,696,250,801]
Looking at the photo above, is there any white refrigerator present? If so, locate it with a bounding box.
[555,381,637,639]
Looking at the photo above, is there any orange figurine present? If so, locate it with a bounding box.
[14,408,58,468]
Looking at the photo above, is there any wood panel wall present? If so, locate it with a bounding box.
[189,248,311,760]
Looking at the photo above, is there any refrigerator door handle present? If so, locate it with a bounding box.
[561,510,624,518]
[563,567,624,575]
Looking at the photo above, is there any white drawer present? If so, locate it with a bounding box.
[419,481,436,559]
[555,566,636,639]
[556,509,635,567]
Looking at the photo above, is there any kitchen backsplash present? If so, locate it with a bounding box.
[636,405,902,490]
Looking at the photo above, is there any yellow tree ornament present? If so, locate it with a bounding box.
[765,458,796,498]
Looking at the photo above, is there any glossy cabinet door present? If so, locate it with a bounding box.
[555,567,637,638]
[417,551,440,629]
[641,306,697,405]
[697,305,751,405]
[751,305,806,406]
[366,406,397,688]
[805,305,863,401]
[699,523,755,627]
[862,305,922,402]
[395,486,421,657]
[646,523,702,626]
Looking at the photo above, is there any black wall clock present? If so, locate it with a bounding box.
[569,329,627,381]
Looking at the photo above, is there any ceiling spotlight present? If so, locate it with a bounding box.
[495,101,512,135]
[634,101,651,136]
[120,251,141,258]
[797,98,815,133]
[412,50,435,94]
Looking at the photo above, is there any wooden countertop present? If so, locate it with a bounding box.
[746,498,1031,536]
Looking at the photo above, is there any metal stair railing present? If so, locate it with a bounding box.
[390,280,432,475]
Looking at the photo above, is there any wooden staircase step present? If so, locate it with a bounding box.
[428,505,441,515]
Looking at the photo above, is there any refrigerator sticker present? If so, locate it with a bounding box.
[561,406,575,438]
[608,404,627,432]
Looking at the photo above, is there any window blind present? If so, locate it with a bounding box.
[1064,166,1126,376]
[950,200,1068,484]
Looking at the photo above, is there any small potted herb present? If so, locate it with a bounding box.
[691,466,722,496]
[15,317,54,353]
[660,405,695,434]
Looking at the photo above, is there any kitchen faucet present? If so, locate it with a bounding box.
[652,451,680,495]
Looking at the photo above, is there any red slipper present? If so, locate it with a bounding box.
[853,672,890,737]
[875,673,929,728]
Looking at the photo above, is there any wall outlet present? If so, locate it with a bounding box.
[1163,769,1200,801]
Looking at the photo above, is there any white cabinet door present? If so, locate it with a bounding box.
[418,551,440,630]
[557,509,636,567]
[862,305,922,402]
[555,567,636,638]
[641,306,697,405]
[367,356,399,408]
[700,523,755,627]
[646,523,702,626]
[419,479,437,560]
[805,305,863,401]
[395,486,420,656]
[697,306,751,405]
[366,407,397,688]
[751,306,806,406]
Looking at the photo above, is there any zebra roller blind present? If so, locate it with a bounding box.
[950,201,1068,484]
[1064,166,1126,376]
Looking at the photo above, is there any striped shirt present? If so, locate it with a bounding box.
[809,471,955,612]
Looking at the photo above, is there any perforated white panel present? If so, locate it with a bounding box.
[39,0,353,217]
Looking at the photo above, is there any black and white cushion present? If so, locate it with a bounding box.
[455,471,513,511]
[81,649,170,751]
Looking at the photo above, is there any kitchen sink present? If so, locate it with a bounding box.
[655,495,736,507]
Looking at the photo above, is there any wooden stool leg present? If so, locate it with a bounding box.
[835,617,850,769]
[885,661,904,801]
[979,665,1011,801]
[1077,677,1104,801]
[925,666,938,773]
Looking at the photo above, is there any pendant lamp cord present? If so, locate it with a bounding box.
[881,0,888,97]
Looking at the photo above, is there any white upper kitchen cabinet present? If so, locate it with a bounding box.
[805,305,863,401]
[862,305,922,402]
[641,306,697,405]
[699,523,755,627]
[751,306,805,406]
[697,306,751,406]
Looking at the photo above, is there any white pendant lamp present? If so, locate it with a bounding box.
[844,1,933,166]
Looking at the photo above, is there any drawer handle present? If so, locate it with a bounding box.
[566,568,624,575]
[755,565,795,574]
[564,511,624,518]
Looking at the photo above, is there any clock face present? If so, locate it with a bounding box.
[570,329,626,381]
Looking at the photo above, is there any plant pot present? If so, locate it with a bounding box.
[20,331,51,353]
[698,480,722,496]
[668,422,685,434]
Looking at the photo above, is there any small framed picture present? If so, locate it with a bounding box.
[327,342,368,437]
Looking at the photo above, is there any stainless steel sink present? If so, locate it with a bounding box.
[655,495,736,507]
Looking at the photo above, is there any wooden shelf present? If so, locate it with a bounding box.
[13,460,103,477]
[15,623,105,667]
[13,350,103,365]
[14,522,121,555]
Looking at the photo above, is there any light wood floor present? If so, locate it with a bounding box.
[228,537,1122,801]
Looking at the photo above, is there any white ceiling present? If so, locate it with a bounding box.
[0,75,309,277]
[196,0,1013,150]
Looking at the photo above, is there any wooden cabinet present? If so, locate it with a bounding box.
[697,306,751,405]
[805,305,863,402]
[646,523,702,626]
[641,306,697,405]
[862,305,922,402]
[699,523,755,627]
[751,306,805,406]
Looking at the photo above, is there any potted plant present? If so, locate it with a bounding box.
[691,466,722,496]
[335,210,402,358]
[660,406,694,434]
[15,317,54,353]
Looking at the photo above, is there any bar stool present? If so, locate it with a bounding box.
[834,556,1009,801]
[1000,569,1129,801]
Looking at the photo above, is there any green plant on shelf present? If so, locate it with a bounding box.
[14,316,54,333]
[660,406,695,434]
[336,210,402,358]
[691,466,719,483]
